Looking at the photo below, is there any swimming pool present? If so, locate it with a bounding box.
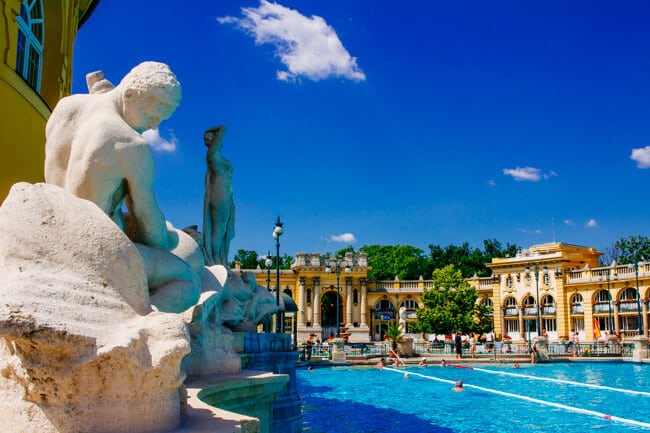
[297,362,650,433]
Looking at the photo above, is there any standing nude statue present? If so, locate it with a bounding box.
[44,61,200,313]
[202,125,235,266]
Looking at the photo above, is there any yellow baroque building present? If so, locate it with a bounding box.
[0,0,98,200]
[237,243,650,345]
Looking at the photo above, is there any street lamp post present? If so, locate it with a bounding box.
[265,251,272,291]
[607,264,614,334]
[273,217,283,333]
[259,252,274,333]
[325,257,351,338]
[525,264,548,337]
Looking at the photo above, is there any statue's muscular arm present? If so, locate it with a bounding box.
[118,135,170,250]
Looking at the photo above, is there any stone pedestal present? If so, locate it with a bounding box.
[330,337,347,364]
[631,336,648,362]
[397,337,415,357]
[533,336,548,361]
[347,325,371,343]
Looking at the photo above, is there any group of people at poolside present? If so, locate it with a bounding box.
[374,356,466,391]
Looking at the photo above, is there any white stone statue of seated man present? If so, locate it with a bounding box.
[44,61,200,312]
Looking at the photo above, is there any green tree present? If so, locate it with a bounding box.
[415,264,491,336]
[359,244,430,280]
[335,245,355,257]
[428,239,520,278]
[229,249,260,269]
[602,235,650,266]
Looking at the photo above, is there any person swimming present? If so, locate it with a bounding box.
[452,380,465,391]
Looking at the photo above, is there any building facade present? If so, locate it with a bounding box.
[239,243,650,345]
[0,0,98,200]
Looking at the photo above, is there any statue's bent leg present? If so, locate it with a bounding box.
[135,243,200,313]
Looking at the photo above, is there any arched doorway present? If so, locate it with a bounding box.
[373,299,396,341]
[321,289,342,340]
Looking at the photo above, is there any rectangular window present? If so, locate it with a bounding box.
[572,317,585,332]
[505,319,519,334]
[543,318,556,332]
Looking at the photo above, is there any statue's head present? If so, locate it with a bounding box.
[119,62,182,133]
[204,125,227,148]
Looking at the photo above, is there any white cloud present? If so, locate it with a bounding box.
[218,0,365,82]
[586,219,598,228]
[631,146,650,168]
[487,179,496,187]
[330,233,356,243]
[142,128,177,152]
[503,167,541,181]
[503,166,556,182]
[563,219,575,226]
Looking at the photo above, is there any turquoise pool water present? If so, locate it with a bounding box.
[297,362,650,433]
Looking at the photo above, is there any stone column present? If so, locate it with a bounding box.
[632,335,648,362]
[312,277,321,330]
[360,278,368,327]
[518,307,525,339]
[298,277,306,327]
[614,303,620,335]
[345,277,353,328]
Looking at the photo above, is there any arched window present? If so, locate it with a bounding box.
[503,297,517,316]
[375,299,394,311]
[401,299,418,310]
[284,288,292,297]
[481,298,494,315]
[571,293,584,314]
[620,287,638,302]
[541,295,555,306]
[15,0,44,91]
[523,295,536,307]
[594,290,610,303]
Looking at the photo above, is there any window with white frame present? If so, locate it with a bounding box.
[504,319,519,334]
[572,317,585,332]
[15,0,43,92]
[401,299,418,310]
[543,318,557,332]
[594,290,610,303]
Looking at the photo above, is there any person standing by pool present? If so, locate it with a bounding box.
[531,341,538,364]
[469,334,476,359]
[454,332,463,359]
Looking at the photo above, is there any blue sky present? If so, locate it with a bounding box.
[71,0,650,259]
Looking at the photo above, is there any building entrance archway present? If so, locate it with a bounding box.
[321,289,342,340]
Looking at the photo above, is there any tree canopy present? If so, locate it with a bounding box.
[601,235,650,266]
[415,265,492,336]
[229,249,293,270]
[354,239,519,281]
[359,244,429,281]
